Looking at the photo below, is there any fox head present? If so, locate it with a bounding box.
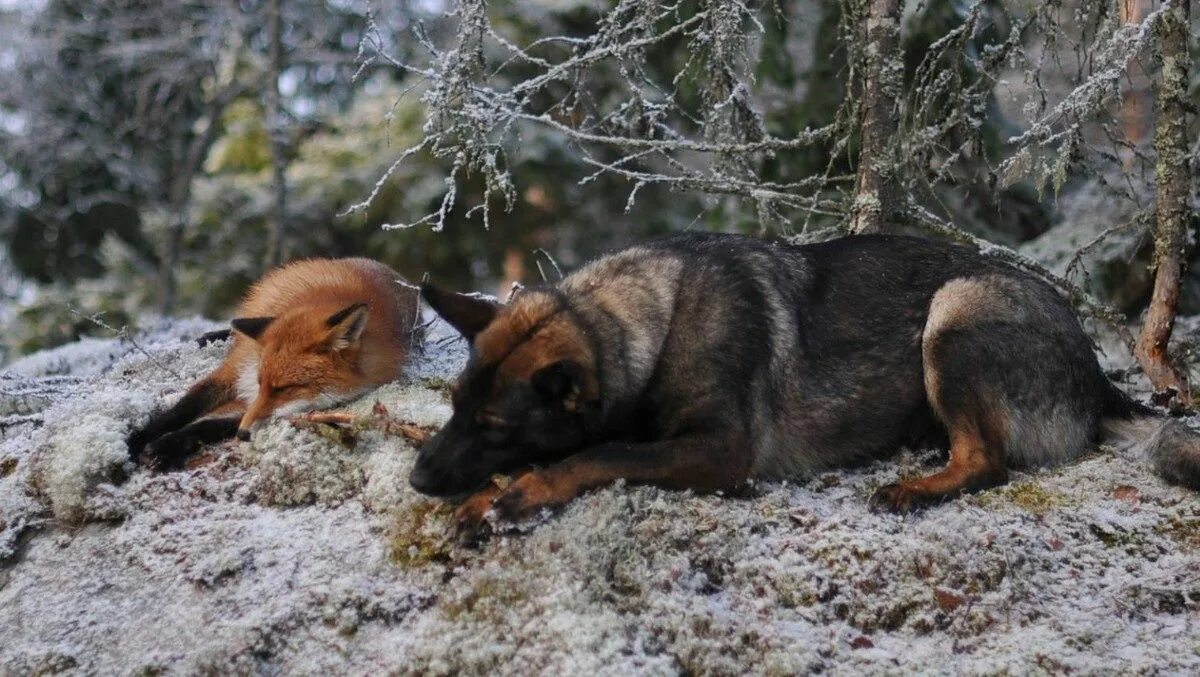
[409,284,602,496]
[231,302,371,440]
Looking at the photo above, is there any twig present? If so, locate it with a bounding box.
[371,402,434,447]
[289,411,355,425]
[285,404,435,448]
[532,248,563,282]
[68,308,183,379]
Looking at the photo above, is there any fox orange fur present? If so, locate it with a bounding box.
[129,258,420,470]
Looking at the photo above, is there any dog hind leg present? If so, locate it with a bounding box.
[870,415,1007,513]
[872,276,1102,513]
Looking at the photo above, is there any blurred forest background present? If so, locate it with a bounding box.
[0,0,1196,403]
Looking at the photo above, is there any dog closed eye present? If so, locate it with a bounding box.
[477,410,511,429]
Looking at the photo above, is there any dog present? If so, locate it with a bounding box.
[410,233,1200,532]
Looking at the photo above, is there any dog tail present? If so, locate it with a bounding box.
[1101,385,1200,490]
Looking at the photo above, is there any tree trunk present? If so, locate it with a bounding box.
[1133,0,1193,407]
[158,216,185,314]
[849,0,903,235]
[263,0,289,270]
[159,166,194,314]
[1119,0,1152,169]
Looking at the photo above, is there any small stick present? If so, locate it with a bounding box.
[286,405,436,448]
[532,248,563,282]
[289,411,355,425]
[372,401,434,447]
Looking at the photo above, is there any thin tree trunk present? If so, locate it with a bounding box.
[1119,0,1151,169]
[159,216,185,315]
[158,145,194,315]
[263,0,288,269]
[1133,0,1192,407]
[849,0,903,235]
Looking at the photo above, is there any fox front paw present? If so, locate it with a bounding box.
[127,429,152,462]
[140,432,201,472]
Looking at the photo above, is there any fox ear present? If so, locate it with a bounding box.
[531,360,586,411]
[326,302,369,351]
[421,283,499,340]
[231,316,274,341]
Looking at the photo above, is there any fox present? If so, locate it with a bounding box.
[409,233,1200,534]
[128,257,421,470]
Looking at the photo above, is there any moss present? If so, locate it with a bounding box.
[308,421,359,447]
[1088,522,1152,555]
[420,377,455,401]
[1155,512,1200,549]
[775,586,818,609]
[862,598,924,633]
[1006,482,1065,515]
[0,457,17,478]
[976,481,1066,515]
[442,578,528,623]
[388,501,455,568]
[23,651,79,676]
[809,542,875,571]
[246,421,371,507]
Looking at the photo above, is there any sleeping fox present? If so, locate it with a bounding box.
[128,258,420,470]
[411,233,1200,532]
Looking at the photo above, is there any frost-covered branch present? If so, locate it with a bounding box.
[352,0,842,232]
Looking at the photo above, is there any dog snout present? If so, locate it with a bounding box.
[409,460,444,495]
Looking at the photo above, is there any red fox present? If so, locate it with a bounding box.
[128,258,420,470]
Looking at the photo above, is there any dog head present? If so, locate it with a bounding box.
[410,284,601,496]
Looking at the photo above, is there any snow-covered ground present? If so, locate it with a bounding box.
[1,317,1198,675]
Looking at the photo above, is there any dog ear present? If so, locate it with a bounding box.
[421,283,500,340]
[230,316,274,341]
[326,302,369,351]
[531,360,586,411]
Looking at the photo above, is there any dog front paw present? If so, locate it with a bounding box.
[452,489,499,544]
[490,472,571,523]
[869,483,928,514]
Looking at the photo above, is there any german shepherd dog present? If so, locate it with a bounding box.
[411,234,1200,532]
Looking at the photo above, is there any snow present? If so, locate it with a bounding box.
[1,317,1198,674]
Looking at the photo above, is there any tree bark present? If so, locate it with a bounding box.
[849,0,903,235]
[1119,0,1152,169]
[263,0,289,270]
[1133,0,1193,407]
